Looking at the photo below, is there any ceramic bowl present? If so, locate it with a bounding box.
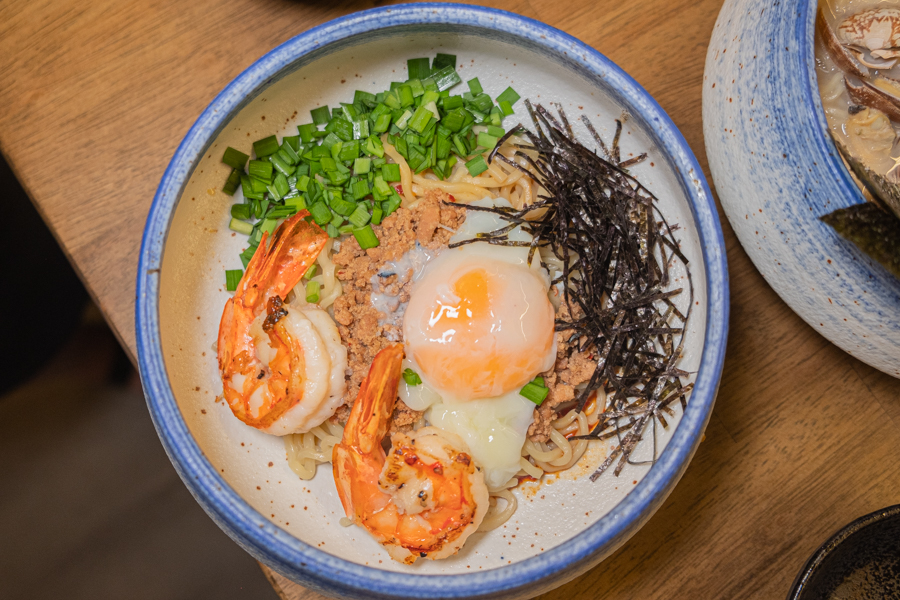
[136,4,728,599]
[788,504,900,599]
[703,0,900,378]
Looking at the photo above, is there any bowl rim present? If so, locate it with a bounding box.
[136,3,729,597]
[787,504,900,599]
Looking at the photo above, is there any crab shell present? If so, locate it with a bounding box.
[838,7,900,59]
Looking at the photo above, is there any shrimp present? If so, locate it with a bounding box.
[217,212,346,435]
[332,344,489,564]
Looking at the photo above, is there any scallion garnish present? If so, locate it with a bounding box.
[253,135,279,158]
[310,106,330,125]
[519,378,549,405]
[495,86,520,107]
[407,57,431,80]
[305,280,321,303]
[224,269,243,292]
[248,160,273,182]
[402,368,423,386]
[222,169,242,196]
[432,53,456,71]
[222,147,249,170]
[229,218,253,236]
[230,204,251,221]
[465,154,489,176]
[219,54,523,284]
[352,224,379,249]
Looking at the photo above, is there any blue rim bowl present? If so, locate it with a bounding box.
[136,4,729,599]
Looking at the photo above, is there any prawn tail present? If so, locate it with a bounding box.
[248,211,328,305]
[343,344,405,454]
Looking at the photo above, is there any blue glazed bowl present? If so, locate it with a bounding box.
[704,0,900,377]
[137,4,728,599]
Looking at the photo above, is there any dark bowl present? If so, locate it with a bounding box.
[788,504,900,600]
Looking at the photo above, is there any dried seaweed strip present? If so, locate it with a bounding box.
[463,102,694,481]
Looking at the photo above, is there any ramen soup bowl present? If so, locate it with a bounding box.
[704,0,900,377]
[136,4,728,599]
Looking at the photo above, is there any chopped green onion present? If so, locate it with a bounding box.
[348,202,372,228]
[297,123,318,143]
[487,125,505,137]
[352,224,379,249]
[384,192,402,217]
[402,368,422,386]
[467,77,483,95]
[354,89,377,107]
[372,112,392,133]
[222,147,249,170]
[283,135,301,152]
[279,142,300,165]
[533,376,545,387]
[496,86,520,107]
[231,204,251,220]
[407,78,425,98]
[477,132,499,149]
[284,196,307,211]
[327,117,354,142]
[309,201,333,225]
[382,163,401,182]
[225,269,243,292]
[229,217,253,236]
[353,157,371,175]
[407,57,430,80]
[352,118,370,140]
[303,264,317,280]
[339,140,361,162]
[519,380,549,405]
[442,108,466,133]
[365,135,385,158]
[248,160,273,182]
[431,66,462,91]
[253,135,279,157]
[398,85,414,108]
[408,105,434,133]
[395,109,414,130]
[223,169,242,195]
[349,179,371,201]
[442,95,464,111]
[371,205,384,225]
[239,244,258,269]
[311,106,330,125]
[330,195,357,216]
[260,218,278,236]
[465,154,489,176]
[306,280,321,303]
[499,100,514,116]
[431,53,456,71]
[270,154,295,177]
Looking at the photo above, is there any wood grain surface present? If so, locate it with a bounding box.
[2,0,898,598]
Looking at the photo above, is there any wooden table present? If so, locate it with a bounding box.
[2,0,898,597]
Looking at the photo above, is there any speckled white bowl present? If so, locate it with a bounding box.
[137,5,728,599]
[704,0,900,377]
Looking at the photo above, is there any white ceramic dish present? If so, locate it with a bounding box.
[137,5,728,599]
[704,0,900,377]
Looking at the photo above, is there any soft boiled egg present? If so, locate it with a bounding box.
[400,197,557,490]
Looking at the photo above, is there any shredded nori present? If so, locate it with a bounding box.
[450,101,693,481]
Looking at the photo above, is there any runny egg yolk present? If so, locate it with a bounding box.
[404,255,555,401]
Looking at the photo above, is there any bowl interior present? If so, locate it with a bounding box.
[155,24,710,575]
[790,506,900,599]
